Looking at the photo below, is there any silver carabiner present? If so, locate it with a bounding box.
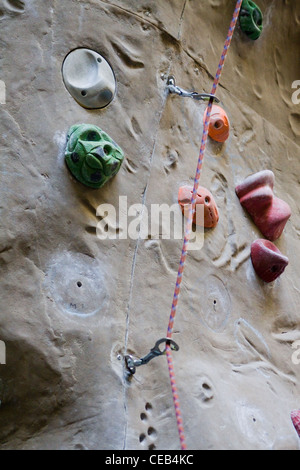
[124,338,179,375]
[166,75,220,103]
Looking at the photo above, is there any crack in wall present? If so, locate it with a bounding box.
[178,0,187,40]
[98,0,220,88]
[122,71,172,451]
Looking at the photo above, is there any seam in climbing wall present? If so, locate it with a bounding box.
[122,61,174,450]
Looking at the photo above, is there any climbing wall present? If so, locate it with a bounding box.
[0,0,299,450]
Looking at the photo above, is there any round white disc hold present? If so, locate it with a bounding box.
[62,48,116,109]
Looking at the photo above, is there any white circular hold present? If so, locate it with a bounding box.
[62,48,116,109]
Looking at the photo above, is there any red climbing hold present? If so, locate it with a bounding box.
[235,170,291,241]
[204,105,230,143]
[291,410,300,438]
[250,239,289,283]
[178,185,219,228]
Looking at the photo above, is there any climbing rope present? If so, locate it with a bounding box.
[166,0,243,450]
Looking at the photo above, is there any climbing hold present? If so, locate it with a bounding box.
[291,410,300,438]
[203,105,230,143]
[65,124,124,189]
[235,170,291,241]
[239,0,263,40]
[178,185,219,228]
[250,239,289,283]
[62,48,116,109]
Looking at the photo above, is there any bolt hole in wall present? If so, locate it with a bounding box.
[147,427,156,436]
[145,402,152,411]
[77,281,82,287]
[139,402,157,449]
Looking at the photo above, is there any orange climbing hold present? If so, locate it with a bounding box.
[204,104,230,142]
[178,185,219,228]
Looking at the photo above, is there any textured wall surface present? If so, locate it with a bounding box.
[0,0,299,450]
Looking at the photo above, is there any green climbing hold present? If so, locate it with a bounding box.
[65,124,124,189]
[239,0,263,40]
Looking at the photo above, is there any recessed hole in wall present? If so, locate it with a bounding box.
[145,402,153,411]
[202,383,211,390]
[140,412,147,421]
[139,433,146,443]
[190,274,231,333]
[147,427,156,436]
[148,444,156,450]
[77,281,82,288]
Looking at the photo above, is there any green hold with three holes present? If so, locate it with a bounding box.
[65,124,124,189]
[239,0,263,40]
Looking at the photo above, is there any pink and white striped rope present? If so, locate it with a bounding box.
[166,0,243,450]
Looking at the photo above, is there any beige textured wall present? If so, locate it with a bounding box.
[0,0,299,450]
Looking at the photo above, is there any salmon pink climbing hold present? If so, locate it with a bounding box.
[250,239,289,283]
[291,410,300,438]
[203,105,230,143]
[235,170,291,241]
[178,185,219,228]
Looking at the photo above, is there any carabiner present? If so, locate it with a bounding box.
[166,75,220,103]
[124,338,179,375]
